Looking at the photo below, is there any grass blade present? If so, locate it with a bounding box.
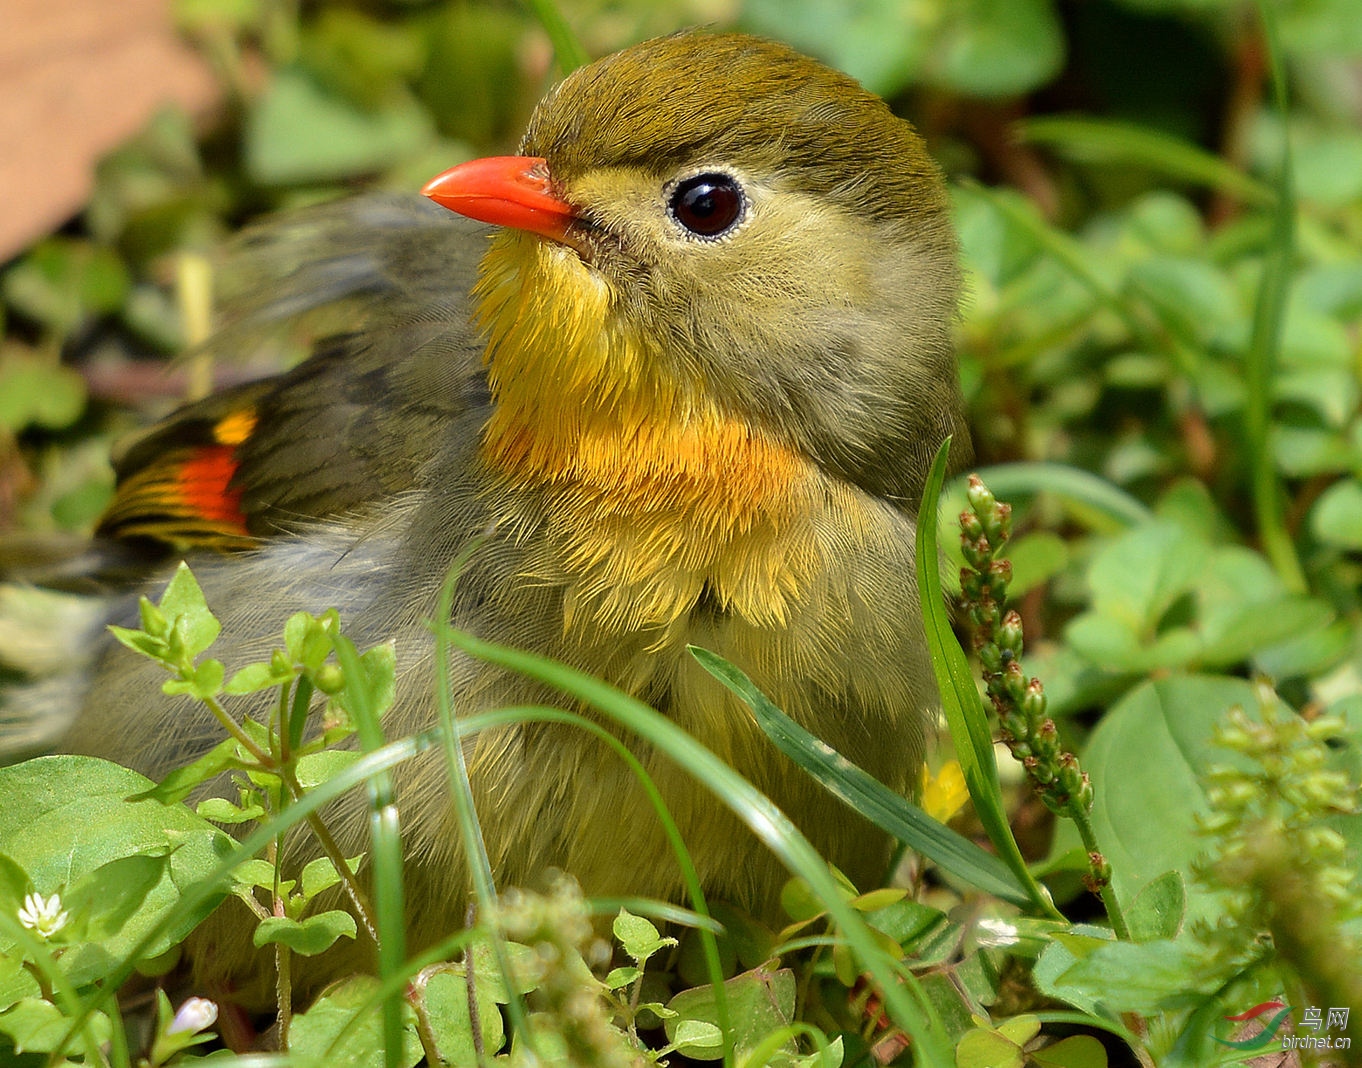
[1019,117,1274,206]
[971,462,1154,530]
[917,441,1059,918]
[691,645,1037,907]
[522,0,589,73]
[443,628,956,1064]
[1245,0,1307,593]
[335,636,406,1068]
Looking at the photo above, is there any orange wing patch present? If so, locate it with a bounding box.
[97,410,259,551]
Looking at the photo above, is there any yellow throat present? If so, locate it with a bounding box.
[473,231,828,632]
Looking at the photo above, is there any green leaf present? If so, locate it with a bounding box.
[1046,937,1215,1015]
[195,797,264,824]
[288,975,422,1068]
[933,0,1064,97]
[163,657,224,700]
[0,757,231,986]
[295,749,363,789]
[158,563,220,659]
[106,625,167,661]
[997,1014,1041,1045]
[956,1027,1025,1068]
[450,936,543,1003]
[1048,676,1267,925]
[1031,925,1115,1017]
[0,352,87,432]
[348,643,397,720]
[299,854,364,904]
[605,966,642,989]
[1,238,129,337]
[1128,256,1242,347]
[252,910,357,955]
[1311,478,1362,550]
[224,660,297,695]
[1087,521,1209,632]
[1005,532,1070,595]
[0,998,110,1055]
[1125,871,1185,943]
[128,737,239,805]
[666,967,796,1060]
[63,853,168,942]
[1021,117,1273,204]
[0,855,32,913]
[1030,1034,1109,1068]
[740,0,933,98]
[971,463,1153,529]
[246,68,434,185]
[421,969,506,1063]
[670,1017,724,1058]
[614,909,676,965]
[1064,613,1201,673]
[284,611,334,671]
[916,446,1057,916]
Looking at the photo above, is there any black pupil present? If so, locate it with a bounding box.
[671,174,743,237]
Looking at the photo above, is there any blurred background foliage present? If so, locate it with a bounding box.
[2,0,1362,1059]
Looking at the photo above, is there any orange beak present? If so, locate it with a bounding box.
[421,156,577,244]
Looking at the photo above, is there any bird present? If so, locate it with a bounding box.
[4,29,968,1001]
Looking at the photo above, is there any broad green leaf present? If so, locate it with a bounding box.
[1312,478,1362,550]
[63,854,168,942]
[252,910,357,955]
[0,998,111,1055]
[1085,521,1208,632]
[1048,676,1262,924]
[666,967,796,1060]
[422,969,507,1063]
[1031,1034,1109,1068]
[933,0,1065,97]
[246,68,434,185]
[288,976,422,1068]
[1125,871,1186,943]
[158,563,220,659]
[128,737,239,805]
[1047,937,1214,1014]
[956,1026,1025,1068]
[0,757,231,986]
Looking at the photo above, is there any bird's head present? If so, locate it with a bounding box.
[423,30,968,505]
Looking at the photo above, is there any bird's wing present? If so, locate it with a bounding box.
[96,196,495,551]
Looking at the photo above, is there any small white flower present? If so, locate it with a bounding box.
[168,997,218,1035]
[17,892,68,939]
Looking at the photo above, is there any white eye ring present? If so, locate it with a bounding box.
[668,172,747,239]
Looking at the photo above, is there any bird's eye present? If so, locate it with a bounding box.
[669,173,745,238]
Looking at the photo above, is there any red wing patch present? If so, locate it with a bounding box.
[97,410,259,551]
